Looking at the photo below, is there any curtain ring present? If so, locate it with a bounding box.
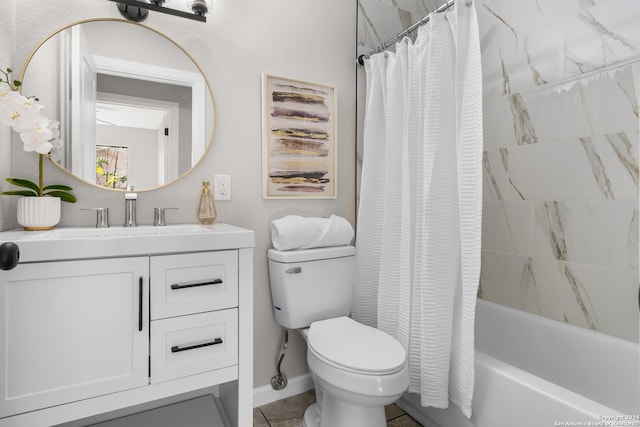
[465,0,472,6]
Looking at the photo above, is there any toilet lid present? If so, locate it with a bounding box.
[307,317,406,375]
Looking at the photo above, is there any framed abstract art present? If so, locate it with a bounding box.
[262,74,337,199]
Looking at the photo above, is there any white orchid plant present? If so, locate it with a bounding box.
[0,66,76,203]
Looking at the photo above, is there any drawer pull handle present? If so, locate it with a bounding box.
[170,278,223,290]
[171,338,223,353]
[138,277,143,332]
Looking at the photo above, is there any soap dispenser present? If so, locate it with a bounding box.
[197,180,217,224]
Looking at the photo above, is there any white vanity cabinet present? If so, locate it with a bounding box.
[0,257,150,418]
[0,224,254,427]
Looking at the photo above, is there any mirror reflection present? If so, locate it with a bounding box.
[21,19,214,191]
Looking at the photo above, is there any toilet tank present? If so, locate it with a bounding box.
[268,245,355,329]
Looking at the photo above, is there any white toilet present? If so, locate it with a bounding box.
[267,245,409,427]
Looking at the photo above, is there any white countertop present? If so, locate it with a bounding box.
[0,223,255,263]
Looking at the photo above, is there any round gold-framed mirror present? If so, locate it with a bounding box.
[20,18,215,192]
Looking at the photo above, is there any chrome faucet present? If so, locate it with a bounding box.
[153,207,177,226]
[81,208,110,228]
[124,191,137,227]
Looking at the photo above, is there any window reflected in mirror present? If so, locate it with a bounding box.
[96,145,128,189]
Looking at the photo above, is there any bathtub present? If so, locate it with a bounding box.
[396,299,640,427]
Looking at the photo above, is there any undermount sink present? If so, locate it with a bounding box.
[47,224,214,239]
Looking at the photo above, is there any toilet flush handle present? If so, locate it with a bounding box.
[285,266,302,274]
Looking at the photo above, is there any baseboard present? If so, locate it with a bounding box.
[253,373,314,408]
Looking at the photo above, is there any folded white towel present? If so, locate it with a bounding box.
[271,215,354,251]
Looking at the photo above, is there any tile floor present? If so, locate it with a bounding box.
[253,390,423,427]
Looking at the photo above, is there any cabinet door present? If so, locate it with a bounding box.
[0,257,149,418]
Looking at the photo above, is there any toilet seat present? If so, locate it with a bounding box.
[308,317,406,375]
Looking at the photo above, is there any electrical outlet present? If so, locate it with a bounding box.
[214,174,231,200]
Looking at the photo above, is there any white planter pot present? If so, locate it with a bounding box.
[17,196,61,231]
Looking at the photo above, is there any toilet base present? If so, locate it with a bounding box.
[303,394,387,427]
[322,393,387,427]
[305,347,408,427]
[303,402,321,427]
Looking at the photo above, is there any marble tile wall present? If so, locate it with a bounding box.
[478,0,639,343]
[358,0,640,342]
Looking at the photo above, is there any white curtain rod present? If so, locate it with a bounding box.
[357,0,466,66]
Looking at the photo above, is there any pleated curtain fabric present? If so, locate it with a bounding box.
[352,1,482,418]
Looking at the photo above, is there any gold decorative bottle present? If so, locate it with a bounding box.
[197,180,217,224]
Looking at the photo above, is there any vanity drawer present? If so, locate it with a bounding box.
[150,251,238,320]
[150,309,238,384]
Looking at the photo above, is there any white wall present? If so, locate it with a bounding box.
[0,0,15,231]
[6,0,357,389]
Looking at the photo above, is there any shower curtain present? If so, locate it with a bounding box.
[351,1,482,418]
